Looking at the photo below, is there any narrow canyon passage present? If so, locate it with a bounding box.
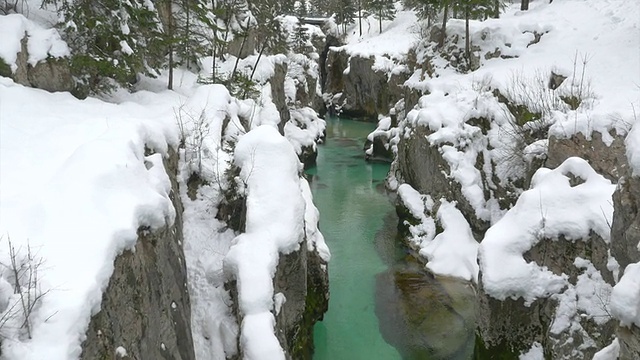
[306,117,403,360]
[307,117,477,360]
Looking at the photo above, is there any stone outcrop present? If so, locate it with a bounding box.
[219,172,329,360]
[81,148,196,360]
[270,61,291,135]
[324,49,409,121]
[609,136,640,358]
[475,132,626,358]
[274,241,329,359]
[4,36,74,93]
[546,132,628,182]
[393,123,490,239]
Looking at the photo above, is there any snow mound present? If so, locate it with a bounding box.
[397,184,478,282]
[611,262,640,328]
[479,157,615,304]
[0,77,178,359]
[223,125,311,359]
[0,14,69,72]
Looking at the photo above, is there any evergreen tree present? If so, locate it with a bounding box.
[453,0,493,65]
[366,0,395,33]
[292,2,311,53]
[46,0,168,94]
[332,0,357,34]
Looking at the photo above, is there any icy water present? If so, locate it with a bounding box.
[306,118,403,360]
[307,117,476,360]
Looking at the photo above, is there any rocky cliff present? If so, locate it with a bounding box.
[323,49,409,121]
[81,148,196,360]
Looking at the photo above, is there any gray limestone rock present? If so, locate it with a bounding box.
[80,148,195,360]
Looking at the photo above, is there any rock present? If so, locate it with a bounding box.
[274,240,329,359]
[221,167,329,359]
[81,148,196,360]
[7,34,74,93]
[546,132,628,182]
[393,123,489,239]
[28,58,74,92]
[548,71,567,90]
[270,61,291,135]
[611,174,640,270]
[618,325,640,359]
[227,28,257,59]
[4,34,74,93]
[364,132,393,162]
[376,264,476,359]
[324,50,409,121]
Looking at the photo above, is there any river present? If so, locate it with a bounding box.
[306,117,477,360]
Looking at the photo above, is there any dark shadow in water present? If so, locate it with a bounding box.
[373,212,477,360]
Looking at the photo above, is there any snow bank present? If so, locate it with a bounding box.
[0,77,178,359]
[397,184,478,282]
[407,0,639,148]
[404,87,507,224]
[223,125,307,360]
[0,14,69,72]
[611,262,640,328]
[285,107,326,156]
[479,157,615,304]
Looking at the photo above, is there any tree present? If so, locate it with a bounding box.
[45,0,168,95]
[292,2,311,53]
[366,0,395,33]
[453,0,493,65]
[331,0,357,34]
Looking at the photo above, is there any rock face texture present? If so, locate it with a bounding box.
[81,149,196,360]
[5,36,74,93]
[271,61,291,135]
[273,242,329,359]
[324,49,409,121]
[393,123,490,239]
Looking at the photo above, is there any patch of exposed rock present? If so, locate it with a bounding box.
[81,148,196,360]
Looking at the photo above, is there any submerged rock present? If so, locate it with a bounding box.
[375,262,476,360]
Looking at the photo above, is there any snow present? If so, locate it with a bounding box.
[421,201,479,283]
[340,8,418,64]
[223,125,308,360]
[0,78,178,359]
[592,338,620,360]
[479,157,615,304]
[115,346,128,357]
[519,342,544,360]
[0,14,69,71]
[611,262,640,328]
[397,184,477,282]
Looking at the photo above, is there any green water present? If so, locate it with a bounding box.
[307,118,403,360]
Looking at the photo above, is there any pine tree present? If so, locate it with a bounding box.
[331,0,357,34]
[47,0,168,95]
[292,2,311,54]
[453,0,493,64]
[366,0,395,33]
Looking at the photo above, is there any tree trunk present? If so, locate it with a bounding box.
[358,0,362,36]
[379,9,382,33]
[230,18,250,81]
[493,0,500,18]
[184,0,190,70]
[521,0,530,11]
[167,0,174,90]
[250,43,266,81]
[439,2,448,48]
[465,5,470,66]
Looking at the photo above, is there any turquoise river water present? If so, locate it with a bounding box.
[306,118,403,360]
[306,117,477,360]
